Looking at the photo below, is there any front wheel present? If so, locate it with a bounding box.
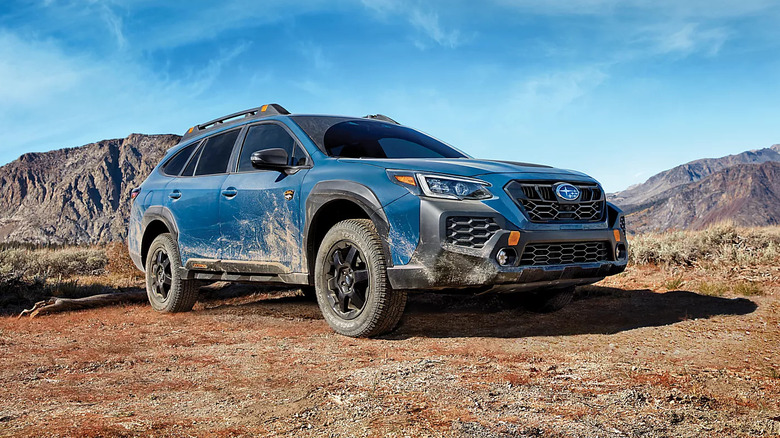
[314,219,406,337]
[145,233,199,313]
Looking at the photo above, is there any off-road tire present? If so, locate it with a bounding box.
[314,219,407,337]
[145,233,199,313]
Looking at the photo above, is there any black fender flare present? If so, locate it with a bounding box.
[140,206,180,264]
[304,181,393,272]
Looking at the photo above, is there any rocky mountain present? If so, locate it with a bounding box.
[608,144,780,214]
[0,134,180,244]
[625,161,780,233]
[0,133,777,243]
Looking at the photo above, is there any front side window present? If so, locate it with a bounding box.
[237,123,304,172]
[193,129,240,176]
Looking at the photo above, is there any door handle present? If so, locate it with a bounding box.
[169,190,181,199]
[221,187,238,198]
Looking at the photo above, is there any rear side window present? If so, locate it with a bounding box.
[237,124,298,172]
[194,129,240,176]
[161,141,200,176]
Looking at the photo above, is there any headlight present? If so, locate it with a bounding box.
[386,170,493,201]
[418,174,492,200]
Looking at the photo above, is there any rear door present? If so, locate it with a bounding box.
[165,128,241,263]
[219,122,310,272]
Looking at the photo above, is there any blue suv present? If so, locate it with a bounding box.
[128,104,628,337]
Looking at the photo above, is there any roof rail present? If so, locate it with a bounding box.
[364,114,399,125]
[182,104,290,141]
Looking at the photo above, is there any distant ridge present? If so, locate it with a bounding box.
[0,134,180,244]
[609,144,780,233]
[0,135,777,243]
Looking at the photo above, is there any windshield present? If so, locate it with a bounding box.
[291,116,467,159]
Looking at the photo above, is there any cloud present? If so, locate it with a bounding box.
[360,0,465,48]
[490,0,780,18]
[98,3,126,49]
[0,32,84,106]
[652,24,729,56]
[513,67,609,114]
[297,42,333,72]
[408,9,462,48]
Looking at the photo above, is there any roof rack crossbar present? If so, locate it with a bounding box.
[198,108,262,131]
[182,104,290,141]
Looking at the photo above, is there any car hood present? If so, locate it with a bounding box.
[339,158,596,181]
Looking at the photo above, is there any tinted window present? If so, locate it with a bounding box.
[162,141,199,176]
[195,129,240,176]
[292,116,466,159]
[237,124,297,172]
[292,144,308,166]
[182,144,202,176]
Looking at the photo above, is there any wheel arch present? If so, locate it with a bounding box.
[140,207,180,270]
[305,181,393,283]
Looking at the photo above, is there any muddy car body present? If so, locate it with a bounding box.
[128,104,628,337]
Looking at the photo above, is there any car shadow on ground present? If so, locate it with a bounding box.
[384,286,758,339]
[195,283,758,340]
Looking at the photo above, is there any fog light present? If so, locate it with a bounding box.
[496,248,517,266]
[615,243,627,260]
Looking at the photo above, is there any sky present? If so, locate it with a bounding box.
[1,0,779,192]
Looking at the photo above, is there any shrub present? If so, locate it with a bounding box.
[732,281,763,296]
[697,281,729,297]
[0,246,107,279]
[629,224,780,267]
[105,242,141,279]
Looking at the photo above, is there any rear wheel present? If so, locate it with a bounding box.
[145,233,199,313]
[314,219,406,337]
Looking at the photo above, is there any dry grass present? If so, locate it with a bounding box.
[0,245,107,279]
[629,223,780,267]
[0,244,139,314]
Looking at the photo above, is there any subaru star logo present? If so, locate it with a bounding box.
[555,183,580,201]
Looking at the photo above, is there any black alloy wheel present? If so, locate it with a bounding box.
[325,241,370,320]
[149,248,172,301]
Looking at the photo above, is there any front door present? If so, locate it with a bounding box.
[219,122,310,273]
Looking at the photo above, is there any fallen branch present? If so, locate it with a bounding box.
[18,290,147,318]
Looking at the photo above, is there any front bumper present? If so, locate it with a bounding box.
[386,198,628,290]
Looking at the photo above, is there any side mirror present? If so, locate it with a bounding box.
[251,148,289,169]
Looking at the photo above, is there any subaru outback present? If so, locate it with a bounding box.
[128,104,628,337]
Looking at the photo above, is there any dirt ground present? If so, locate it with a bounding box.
[1,266,779,437]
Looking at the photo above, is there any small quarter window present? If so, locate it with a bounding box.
[194,129,240,176]
[162,141,200,176]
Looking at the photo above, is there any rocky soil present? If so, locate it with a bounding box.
[1,267,778,437]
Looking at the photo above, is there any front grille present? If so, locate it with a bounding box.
[506,181,605,222]
[446,217,500,248]
[520,242,609,266]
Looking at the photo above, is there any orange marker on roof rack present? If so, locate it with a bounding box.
[260,104,268,112]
